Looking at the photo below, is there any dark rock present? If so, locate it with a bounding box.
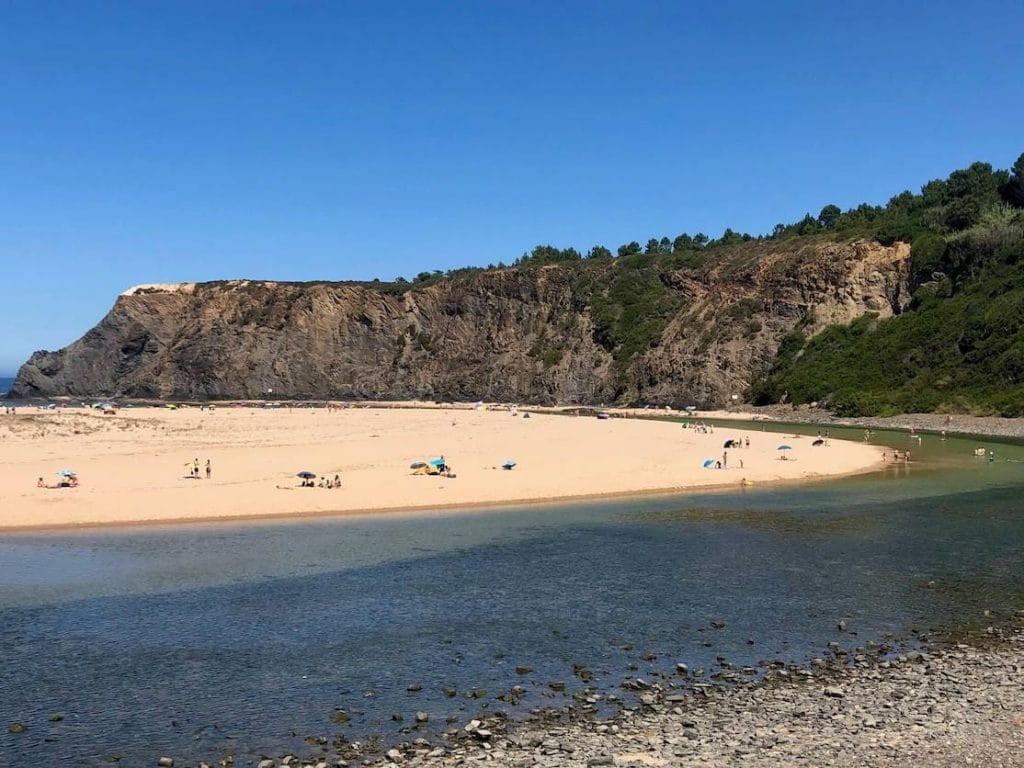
[8,243,912,407]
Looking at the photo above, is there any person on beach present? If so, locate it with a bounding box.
[722,451,728,468]
[37,477,45,488]
[205,460,211,480]
[333,474,341,488]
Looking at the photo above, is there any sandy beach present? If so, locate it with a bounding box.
[0,405,882,530]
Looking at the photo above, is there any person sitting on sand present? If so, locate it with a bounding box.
[37,477,45,488]
[333,474,341,488]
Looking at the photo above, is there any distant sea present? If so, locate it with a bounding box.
[0,376,13,396]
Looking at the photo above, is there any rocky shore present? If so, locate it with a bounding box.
[133,618,1024,768]
[739,405,1024,440]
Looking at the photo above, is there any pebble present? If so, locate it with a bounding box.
[176,621,1024,768]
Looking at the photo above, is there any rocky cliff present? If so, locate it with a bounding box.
[10,239,911,405]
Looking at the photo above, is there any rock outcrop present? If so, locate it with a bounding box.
[10,240,910,404]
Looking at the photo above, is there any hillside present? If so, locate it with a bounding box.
[9,240,908,405]
[10,152,1022,411]
[752,153,1024,416]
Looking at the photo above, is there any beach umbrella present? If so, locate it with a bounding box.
[296,471,317,479]
[409,461,427,469]
[702,459,715,468]
[777,445,792,451]
[502,460,517,470]
[56,468,76,477]
[812,438,825,446]
[428,458,446,467]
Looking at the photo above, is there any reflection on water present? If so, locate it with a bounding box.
[1,429,1023,765]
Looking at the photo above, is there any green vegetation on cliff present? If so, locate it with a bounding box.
[751,153,1024,416]
[384,152,1024,413]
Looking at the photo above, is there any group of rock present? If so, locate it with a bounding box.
[126,611,1024,768]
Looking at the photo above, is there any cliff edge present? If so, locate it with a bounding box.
[10,239,910,405]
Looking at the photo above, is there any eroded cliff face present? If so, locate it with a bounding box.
[10,240,910,405]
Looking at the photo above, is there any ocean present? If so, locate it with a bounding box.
[0,376,13,396]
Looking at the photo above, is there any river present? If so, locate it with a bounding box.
[1,423,1022,765]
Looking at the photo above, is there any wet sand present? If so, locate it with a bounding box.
[0,405,882,530]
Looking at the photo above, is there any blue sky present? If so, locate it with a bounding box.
[1,1,1022,373]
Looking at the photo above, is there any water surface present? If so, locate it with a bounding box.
[2,424,1022,765]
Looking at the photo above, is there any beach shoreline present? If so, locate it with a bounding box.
[1,405,884,532]
[0,463,879,535]
[337,619,1024,768]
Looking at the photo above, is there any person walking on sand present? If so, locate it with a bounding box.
[722,451,728,469]
[193,458,200,478]
[205,459,211,480]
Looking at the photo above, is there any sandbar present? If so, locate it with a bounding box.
[0,406,883,531]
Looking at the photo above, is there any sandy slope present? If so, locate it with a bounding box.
[0,405,882,530]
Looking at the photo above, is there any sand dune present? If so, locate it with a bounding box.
[0,405,882,530]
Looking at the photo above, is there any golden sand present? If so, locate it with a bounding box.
[0,405,882,530]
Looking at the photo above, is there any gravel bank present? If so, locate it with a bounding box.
[720,406,1024,440]
[164,619,1024,768]
[417,625,1024,768]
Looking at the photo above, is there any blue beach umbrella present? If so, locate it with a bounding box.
[56,468,77,477]
[702,459,715,468]
[296,471,316,479]
[777,445,792,451]
[502,460,517,470]
[428,458,446,467]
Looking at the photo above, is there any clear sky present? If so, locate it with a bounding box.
[1,1,1022,373]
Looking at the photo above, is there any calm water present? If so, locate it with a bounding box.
[2,423,1023,765]
[0,376,13,396]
